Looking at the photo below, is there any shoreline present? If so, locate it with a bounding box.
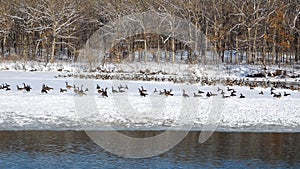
[0,66,300,132]
[0,126,299,133]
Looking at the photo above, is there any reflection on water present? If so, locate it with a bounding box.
[0,131,299,168]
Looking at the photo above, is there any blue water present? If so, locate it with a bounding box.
[0,131,299,169]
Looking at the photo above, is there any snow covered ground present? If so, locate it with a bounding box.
[0,68,300,132]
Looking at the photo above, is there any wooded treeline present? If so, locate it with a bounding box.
[0,0,299,65]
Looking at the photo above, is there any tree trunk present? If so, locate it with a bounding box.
[172,37,175,64]
[272,28,276,64]
[1,37,5,58]
[50,37,56,63]
[295,32,299,63]
[262,33,267,65]
[247,28,251,64]
[235,35,239,64]
[157,37,160,64]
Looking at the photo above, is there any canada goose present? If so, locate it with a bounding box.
[112,87,118,93]
[284,92,291,96]
[77,85,87,96]
[221,90,225,95]
[42,84,53,91]
[96,84,101,90]
[271,87,276,91]
[270,90,275,95]
[65,81,72,90]
[118,86,125,93]
[119,84,125,89]
[41,88,48,94]
[0,83,10,91]
[74,87,79,94]
[16,85,24,91]
[259,91,264,95]
[78,90,86,97]
[227,87,234,91]
[198,90,205,94]
[164,89,174,96]
[85,88,89,92]
[60,88,67,93]
[24,84,32,92]
[230,92,236,97]
[239,94,245,98]
[209,92,218,96]
[206,92,211,98]
[138,88,148,97]
[273,93,281,98]
[124,85,129,90]
[222,94,230,98]
[217,87,222,92]
[167,89,174,96]
[102,88,108,97]
[182,90,189,98]
[153,88,158,93]
[193,93,202,97]
[1,83,10,89]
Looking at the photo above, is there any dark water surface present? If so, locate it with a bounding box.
[0,131,299,169]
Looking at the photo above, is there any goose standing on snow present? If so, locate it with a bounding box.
[239,93,246,98]
[65,81,72,90]
[78,90,87,97]
[20,83,32,92]
[112,87,118,94]
[227,87,234,92]
[230,92,236,97]
[139,88,148,97]
[164,89,174,96]
[284,92,291,96]
[42,84,53,91]
[16,84,24,91]
[222,94,230,98]
[60,88,67,93]
[118,86,125,93]
[124,85,129,90]
[193,93,202,97]
[182,90,189,98]
[41,85,48,94]
[77,85,87,96]
[273,92,281,98]
[102,88,108,97]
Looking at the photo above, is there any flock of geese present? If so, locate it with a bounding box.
[0,79,297,99]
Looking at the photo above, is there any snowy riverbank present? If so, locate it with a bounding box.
[0,69,300,132]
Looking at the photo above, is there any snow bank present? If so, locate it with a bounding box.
[0,71,299,132]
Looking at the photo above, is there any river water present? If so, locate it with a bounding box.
[0,131,299,168]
